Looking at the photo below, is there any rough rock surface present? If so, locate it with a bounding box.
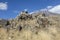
[0,11,60,40]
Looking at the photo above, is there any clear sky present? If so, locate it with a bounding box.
[0,0,60,19]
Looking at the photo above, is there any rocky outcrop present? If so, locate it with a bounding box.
[0,10,60,40]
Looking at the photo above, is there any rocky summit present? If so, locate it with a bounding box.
[0,10,60,40]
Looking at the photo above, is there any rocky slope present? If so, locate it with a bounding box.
[0,11,60,40]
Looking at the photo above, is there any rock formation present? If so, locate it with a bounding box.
[0,10,60,40]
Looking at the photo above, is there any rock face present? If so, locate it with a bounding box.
[0,10,60,40]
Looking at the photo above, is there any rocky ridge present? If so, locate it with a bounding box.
[0,10,60,40]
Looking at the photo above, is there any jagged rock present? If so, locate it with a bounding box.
[16,11,32,21]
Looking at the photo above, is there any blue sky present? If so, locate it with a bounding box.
[0,0,60,19]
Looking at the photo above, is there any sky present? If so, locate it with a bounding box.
[0,0,60,19]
